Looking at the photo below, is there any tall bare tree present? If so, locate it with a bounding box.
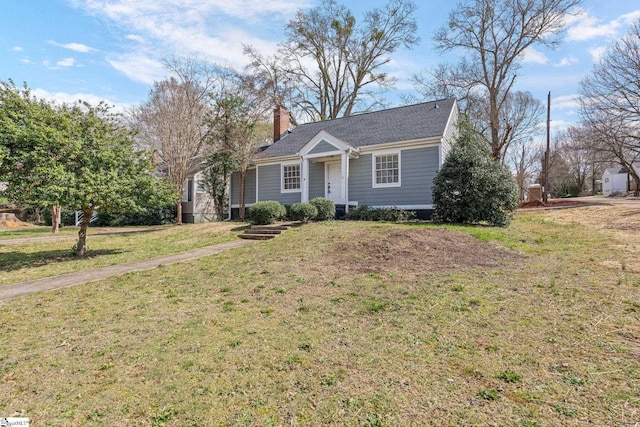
[580,20,640,194]
[133,58,219,224]
[506,138,541,200]
[207,74,272,220]
[417,0,581,160]
[555,127,591,195]
[245,0,418,122]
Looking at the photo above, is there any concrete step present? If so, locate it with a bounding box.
[246,229,282,235]
[250,225,289,231]
[239,233,277,240]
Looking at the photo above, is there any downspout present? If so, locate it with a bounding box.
[226,172,232,221]
[343,149,350,214]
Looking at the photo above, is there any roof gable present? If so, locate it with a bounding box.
[299,130,355,157]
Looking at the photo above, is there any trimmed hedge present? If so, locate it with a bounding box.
[41,206,177,227]
[93,205,176,226]
[248,201,286,225]
[309,197,336,220]
[289,202,318,222]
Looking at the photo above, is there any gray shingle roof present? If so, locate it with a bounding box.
[255,98,456,160]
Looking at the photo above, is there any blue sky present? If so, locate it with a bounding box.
[2,0,640,135]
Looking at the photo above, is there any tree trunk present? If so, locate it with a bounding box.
[76,207,93,257]
[632,175,640,197]
[51,205,61,233]
[176,200,183,225]
[239,170,246,221]
[34,207,41,224]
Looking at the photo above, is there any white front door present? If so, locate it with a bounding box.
[325,162,343,204]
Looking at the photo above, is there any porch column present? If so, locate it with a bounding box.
[341,152,349,212]
[302,157,309,202]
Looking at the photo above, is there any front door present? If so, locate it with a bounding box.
[325,162,343,204]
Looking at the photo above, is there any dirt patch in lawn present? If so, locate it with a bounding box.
[328,227,517,275]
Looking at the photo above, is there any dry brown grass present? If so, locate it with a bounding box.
[0,210,638,426]
[0,223,242,285]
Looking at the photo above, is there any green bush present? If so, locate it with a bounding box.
[248,201,286,225]
[42,205,177,227]
[309,197,336,220]
[432,124,519,226]
[93,205,176,226]
[344,205,415,222]
[289,202,318,222]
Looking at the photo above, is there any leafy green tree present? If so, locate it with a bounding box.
[433,125,519,226]
[0,80,174,256]
[201,151,238,220]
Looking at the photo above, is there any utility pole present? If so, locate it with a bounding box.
[544,91,551,204]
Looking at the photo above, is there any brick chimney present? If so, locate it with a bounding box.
[273,106,290,142]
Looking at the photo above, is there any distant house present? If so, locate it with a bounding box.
[181,169,216,223]
[230,99,459,219]
[602,163,640,195]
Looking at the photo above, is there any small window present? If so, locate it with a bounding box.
[186,179,193,202]
[373,153,400,188]
[282,164,301,192]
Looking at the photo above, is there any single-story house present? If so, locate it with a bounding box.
[602,163,640,195]
[181,169,216,223]
[230,99,459,219]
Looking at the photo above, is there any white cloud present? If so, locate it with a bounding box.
[57,57,76,67]
[126,34,146,44]
[565,8,640,42]
[550,119,571,134]
[107,53,165,84]
[552,94,580,111]
[19,58,32,64]
[589,46,607,62]
[48,40,96,53]
[74,0,306,22]
[555,56,578,67]
[68,0,306,73]
[11,46,23,52]
[31,88,130,112]
[521,47,548,64]
[620,10,640,25]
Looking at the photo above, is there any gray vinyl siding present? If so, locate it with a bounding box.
[230,168,256,205]
[349,146,439,206]
[257,164,301,205]
[309,162,325,199]
[308,140,338,155]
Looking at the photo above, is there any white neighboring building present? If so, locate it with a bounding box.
[602,163,640,195]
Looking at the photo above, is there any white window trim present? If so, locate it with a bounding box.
[281,161,302,193]
[372,150,401,188]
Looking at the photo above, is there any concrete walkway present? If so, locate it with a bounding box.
[0,239,255,301]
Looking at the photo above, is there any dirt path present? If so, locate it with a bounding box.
[0,239,255,301]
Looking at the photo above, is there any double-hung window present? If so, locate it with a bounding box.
[282,163,301,192]
[372,152,400,188]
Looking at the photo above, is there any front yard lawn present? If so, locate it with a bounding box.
[0,212,638,425]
